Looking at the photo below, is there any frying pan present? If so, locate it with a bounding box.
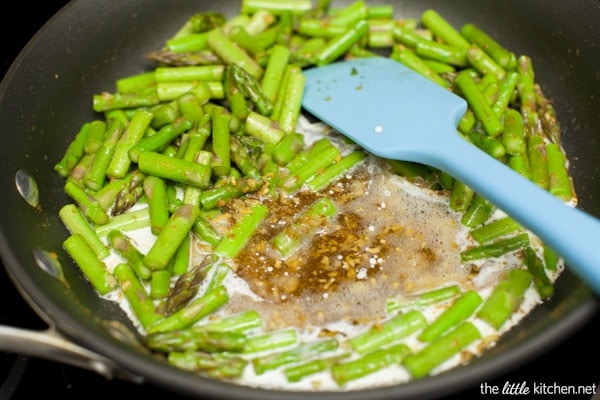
[0,0,598,399]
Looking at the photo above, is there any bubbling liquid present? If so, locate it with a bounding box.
[222,158,473,331]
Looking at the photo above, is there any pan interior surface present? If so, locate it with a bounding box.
[0,0,598,399]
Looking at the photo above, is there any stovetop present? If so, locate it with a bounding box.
[1,1,598,399]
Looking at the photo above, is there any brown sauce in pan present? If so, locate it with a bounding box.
[215,159,473,330]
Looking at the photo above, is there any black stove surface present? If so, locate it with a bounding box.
[1,1,598,399]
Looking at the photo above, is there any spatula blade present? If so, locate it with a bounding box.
[302,57,467,162]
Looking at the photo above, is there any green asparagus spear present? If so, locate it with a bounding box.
[107,230,152,280]
[148,285,229,334]
[214,201,269,258]
[143,204,200,271]
[146,328,247,353]
[59,204,109,259]
[460,233,530,262]
[470,216,522,244]
[349,310,427,355]
[403,322,481,378]
[418,290,482,342]
[332,343,411,386]
[252,338,339,375]
[243,328,298,354]
[107,109,154,179]
[113,263,163,329]
[63,234,117,295]
[524,246,554,299]
[167,351,247,379]
[477,268,533,329]
[386,285,462,314]
[271,197,336,258]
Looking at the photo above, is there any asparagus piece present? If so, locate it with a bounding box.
[477,268,533,329]
[271,197,336,258]
[461,194,494,228]
[170,351,248,379]
[252,338,339,375]
[261,44,291,103]
[418,290,482,342]
[148,285,229,334]
[502,108,527,156]
[460,23,517,70]
[189,11,226,32]
[228,25,267,58]
[59,204,109,259]
[63,234,117,295]
[92,91,160,112]
[455,70,504,137]
[63,180,110,226]
[84,119,125,191]
[527,134,549,190]
[143,204,200,271]
[466,44,506,80]
[214,201,269,258]
[315,19,370,66]
[279,140,341,193]
[95,207,150,237]
[113,263,163,329]
[171,233,192,276]
[470,216,522,244]
[197,310,262,334]
[349,310,427,355]
[145,328,247,353]
[305,150,366,191]
[403,322,481,378]
[210,105,232,177]
[332,343,411,386]
[164,259,210,314]
[206,29,263,79]
[449,180,474,212]
[243,328,298,354]
[386,285,462,314]
[229,63,273,116]
[112,170,146,216]
[107,230,151,280]
[534,83,562,144]
[142,176,169,235]
[524,246,554,299]
[415,39,468,68]
[107,109,154,179]
[241,0,313,15]
[391,44,449,88]
[421,9,470,49]
[543,245,559,272]
[54,122,90,178]
[152,270,174,300]
[276,66,306,133]
[154,65,225,83]
[128,116,194,163]
[137,151,212,188]
[285,352,350,383]
[460,232,530,262]
[546,143,573,201]
[244,111,285,143]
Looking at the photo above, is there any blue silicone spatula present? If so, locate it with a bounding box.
[302,56,600,295]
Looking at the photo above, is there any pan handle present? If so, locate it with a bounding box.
[0,324,144,383]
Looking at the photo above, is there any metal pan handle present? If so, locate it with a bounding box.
[0,323,144,383]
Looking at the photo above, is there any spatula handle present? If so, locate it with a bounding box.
[437,138,600,295]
